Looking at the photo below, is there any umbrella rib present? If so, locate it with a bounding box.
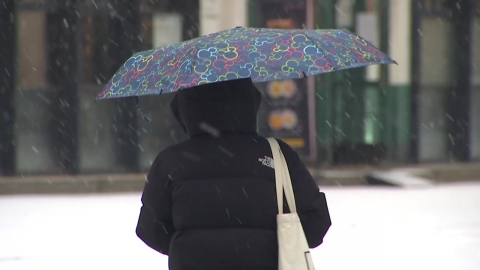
[174,44,199,91]
[189,44,199,83]
[303,32,336,73]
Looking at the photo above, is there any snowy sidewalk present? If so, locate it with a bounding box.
[1,183,480,270]
[0,162,479,195]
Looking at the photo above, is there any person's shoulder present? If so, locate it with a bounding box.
[258,136,294,151]
[270,138,300,164]
[259,137,298,160]
[152,139,192,163]
[147,140,193,180]
[274,138,295,153]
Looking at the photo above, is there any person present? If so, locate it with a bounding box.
[136,78,331,270]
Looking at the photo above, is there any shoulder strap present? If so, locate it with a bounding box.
[267,138,297,214]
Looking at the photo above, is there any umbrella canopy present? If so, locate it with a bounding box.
[97,26,396,100]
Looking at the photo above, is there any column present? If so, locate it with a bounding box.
[388,0,412,162]
[108,0,142,172]
[200,0,248,35]
[0,0,16,175]
[470,9,480,159]
[314,0,336,164]
[221,0,248,29]
[447,0,474,161]
[200,0,222,35]
[47,1,80,174]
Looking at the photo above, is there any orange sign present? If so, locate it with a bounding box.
[267,80,298,99]
[266,19,295,29]
[268,109,299,131]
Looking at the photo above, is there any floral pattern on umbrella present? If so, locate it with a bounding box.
[97,27,396,100]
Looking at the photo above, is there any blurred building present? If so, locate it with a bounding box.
[0,0,479,176]
[250,0,480,165]
[1,0,201,176]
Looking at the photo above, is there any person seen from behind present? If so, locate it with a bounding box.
[136,78,331,270]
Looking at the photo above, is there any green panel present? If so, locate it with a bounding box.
[394,85,411,145]
[333,71,364,144]
[315,0,335,28]
[314,0,335,162]
[335,0,367,145]
[382,81,396,150]
[333,75,345,143]
[248,0,258,27]
[384,85,411,162]
[379,0,409,163]
[377,0,390,142]
[364,86,382,144]
[342,70,366,143]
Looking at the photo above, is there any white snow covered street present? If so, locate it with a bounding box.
[1,183,480,270]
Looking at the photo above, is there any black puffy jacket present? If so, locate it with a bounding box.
[136,78,331,270]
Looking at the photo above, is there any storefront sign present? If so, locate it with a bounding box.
[256,9,316,159]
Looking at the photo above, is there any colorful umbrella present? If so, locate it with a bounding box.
[97,26,396,100]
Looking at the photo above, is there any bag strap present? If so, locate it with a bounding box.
[267,138,297,214]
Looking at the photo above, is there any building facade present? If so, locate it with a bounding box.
[1,0,479,176]
[249,0,480,165]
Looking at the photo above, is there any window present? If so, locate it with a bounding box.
[141,0,170,11]
[473,18,480,86]
[423,0,450,14]
[470,17,480,159]
[420,17,453,86]
[17,0,48,6]
[82,14,113,85]
[18,11,47,88]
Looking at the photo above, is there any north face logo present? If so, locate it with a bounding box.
[259,156,274,169]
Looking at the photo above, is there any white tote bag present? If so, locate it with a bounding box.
[267,138,315,270]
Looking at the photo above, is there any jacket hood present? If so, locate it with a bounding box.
[170,78,262,138]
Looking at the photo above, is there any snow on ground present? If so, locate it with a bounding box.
[1,183,480,270]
